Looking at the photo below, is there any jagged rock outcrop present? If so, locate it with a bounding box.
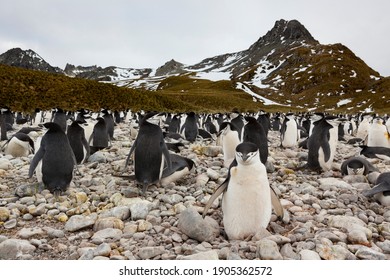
[0,48,63,74]
[155,59,186,76]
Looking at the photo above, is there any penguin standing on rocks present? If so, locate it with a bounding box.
[218,122,241,167]
[67,121,90,164]
[367,117,390,148]
[102,109,115,140]
[181,112,198,142]
[230,112,244,140]
[202,142,284,240]
[123,112,172,193]
[53,108,67,133]
[280,113,299,148]
[363,172,390,206]
[356,113,373,141]
[242,116,268,165]
[0,108,8,141]
[2,132,35,157]
[257,111,270,137]
[89,117,110,154]
[168,114,181,134]
[307,116,340,172]
[29,122,76,195]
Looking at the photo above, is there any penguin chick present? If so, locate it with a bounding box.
[202,142,283,240]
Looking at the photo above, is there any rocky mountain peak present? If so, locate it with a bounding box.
[249,19,319,51]
[0,47,63,74]
[155,59,185,76]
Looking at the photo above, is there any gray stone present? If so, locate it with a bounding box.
[355,247,386,260]
[43,227,65,238]
[161,194,184,205]
[14,184,42,198]
[318,178,352,190]
[28,203,46,216]
[94,217,124,231]
[299,249,321,260]
[79,249,95,260]
[0,158,12,170]
[99,206,130,220]
[138,246,165,260]
[280,243,299,259]
[88,151,107,163]
[256,239,283,260]
[94,243,111,257]
[178,207,219,242]
[342,175,367,184]
[64,213,98,232]
[206,168,220,180]
[3,219,17,229]
[0,239,36,260]
[17,227,45,239]
[91,228,122,242]
[203,146,222,157]
[316,244,356,260]
[376,240,390,254]
[0,207,10,222]
[177,250,219,260]
[118,199,153,220]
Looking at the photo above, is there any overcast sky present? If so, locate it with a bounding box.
[1,0,389,76]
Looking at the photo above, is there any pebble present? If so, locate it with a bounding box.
[0,239,36,259]
[64,213,98,232]
[177,207,219,242]
[17,227,45,239]
[355,247,386,260]
[91,228,123,243]
[256,239,283,260]
[177,250,219,260]
[299,249,321,260]
[0,207,10,221]
[138,246,165,260]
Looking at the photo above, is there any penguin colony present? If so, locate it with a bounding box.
[1,108,390,242]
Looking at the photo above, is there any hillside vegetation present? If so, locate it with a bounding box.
[0,64,199,113]
[0,64,295,113]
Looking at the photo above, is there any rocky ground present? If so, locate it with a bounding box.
[0,121,390,260]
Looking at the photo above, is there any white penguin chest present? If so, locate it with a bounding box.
[222,163,272,240]
[368,125,389,147]
[282,120,298,147]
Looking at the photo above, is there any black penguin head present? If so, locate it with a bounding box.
[235,142,259,165]
[346,158,365,175]
[373,117,384,125]
[43,122,63,132]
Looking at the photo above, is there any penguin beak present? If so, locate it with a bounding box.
[241,154,249,162]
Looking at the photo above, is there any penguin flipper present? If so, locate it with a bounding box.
[29,147,45,178]
[81,136,90,161]
[161,140,172,172]
[322,132,331,162]
[270,186,284,220]
[123,138,137,171]
[202,179,229,219]
[362,182,390,197]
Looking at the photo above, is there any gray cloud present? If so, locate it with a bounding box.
[1,0,389,75]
